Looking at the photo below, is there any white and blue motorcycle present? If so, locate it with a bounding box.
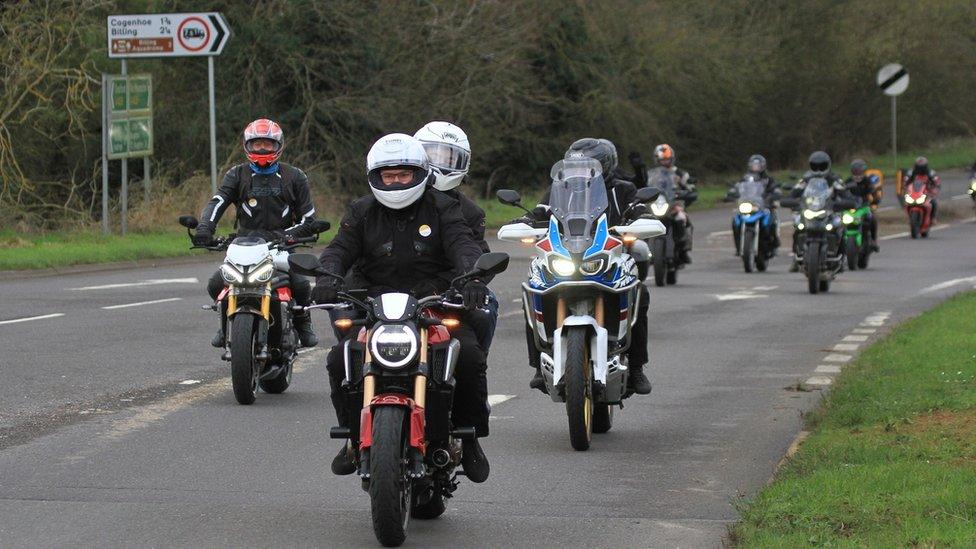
[496,157,664,450]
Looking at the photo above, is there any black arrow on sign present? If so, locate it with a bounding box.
[209,15,225,53]
[879,67,908,91]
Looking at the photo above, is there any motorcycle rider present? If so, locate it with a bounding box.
[192,118,319,348]
[313,133,493,482]
[522,138,652,396]
[651,143,695,264]
[787,151,850,272]
[844,159,880,251]
[728,154,781,255]
[414,121,499,352]
[904,156,941,221]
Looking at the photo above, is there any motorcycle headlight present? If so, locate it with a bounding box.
[246,261,275,284]
[918,194,926,203]
[650,198,670,217]
[903,193,914,205]
[220,263,244,284]
[826,223,834,231]
[797,222,805,231]
[969,181,976,192]
[549,257,576,277]
[369,323,418,369]
[738,202,755,215]
[803,209,826,220]
[842,212,855,224]
[579,256,606,275]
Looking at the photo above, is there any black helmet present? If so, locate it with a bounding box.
[747,154,766,175]
[566,138,617,177]
[850,158,867,177]
[914,156,928,171]
[809,151,831,175]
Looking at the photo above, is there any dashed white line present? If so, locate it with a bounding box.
[852,328,877,334]
[815,365,842,374]
[832,343,860,352]
[101,297,183,310]
[951,194,968,200]
[69,278,199,291]
[842,334,869,342]
[823,354,852,363]
[500,309,524,319]
[805,376,833,387]
[0,313,65,326]
[879,231,910,241]
[488,394,516,406]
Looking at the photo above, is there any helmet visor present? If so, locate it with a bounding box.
[245,138,282,155]
[810,161,829,173]
[749,159,764,173]
[422,142,470,172]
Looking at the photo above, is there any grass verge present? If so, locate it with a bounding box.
[732,291,976,547]
[0,229,201,271]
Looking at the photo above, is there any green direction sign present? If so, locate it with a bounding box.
[127,76,151,111]
[110,77,127,113]
[107,116,152,159]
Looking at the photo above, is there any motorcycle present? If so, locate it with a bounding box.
[178,215,330,405]
[495,157,665,450]
[841,202,873,270]
[645,166,696,286]
[967,171,976,214]
[288,252,509,547]
[781,179,856,294]
[903,175,935,238]
[727,176,777,273]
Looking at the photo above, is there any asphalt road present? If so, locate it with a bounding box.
[1,173,973,547]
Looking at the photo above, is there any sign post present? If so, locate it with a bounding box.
[107,12,231,197]
[876,63,909,180]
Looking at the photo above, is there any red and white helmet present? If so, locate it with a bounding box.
[653,143,675,167]
[243,119,284,167]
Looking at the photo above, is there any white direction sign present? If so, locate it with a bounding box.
[107,13,230,58]
[876,63,909,97]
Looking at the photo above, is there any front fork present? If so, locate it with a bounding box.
[222,284,273,360]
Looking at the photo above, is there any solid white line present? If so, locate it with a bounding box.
[805,376,833,386]
[69,278,199,291]
[842,334,869,342]
[0,313,65,326]
[815,365,842,374]
[101,297,183,310]
[488,394,516,406]
[823,354,852,363]
[918,276,976,294]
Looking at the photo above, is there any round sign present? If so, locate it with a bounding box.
[177,16,211,52]
[876,63,909,97]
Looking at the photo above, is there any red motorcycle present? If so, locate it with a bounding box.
[903,175,935,238]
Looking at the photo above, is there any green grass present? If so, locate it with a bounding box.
[733,291,976,547]
[0,229,201,271]
[478,190,544,228]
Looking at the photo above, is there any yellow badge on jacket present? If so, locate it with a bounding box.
[247,198,258,208]
[418,224,432,237]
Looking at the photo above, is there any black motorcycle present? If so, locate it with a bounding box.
[645,167,697,286]
[781,181,855,294]
[178,215,329,404]
[289,252,509,547]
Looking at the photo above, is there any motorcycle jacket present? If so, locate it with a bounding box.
[844,175,881,205]
[790,172,853,204]
[905,167,941,196]
[198,162,317,238]
[319,190,484,296]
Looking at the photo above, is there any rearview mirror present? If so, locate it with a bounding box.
[287,254,326,277]
[473,252,509,277]
[635,186,660,203]
[178,215,199,229]
[496,189,522,206]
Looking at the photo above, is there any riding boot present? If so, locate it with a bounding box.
[292,310,318,348]
[627,364,652,395]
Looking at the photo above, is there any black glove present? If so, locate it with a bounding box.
[411,279,442,298]
[629,151,645,169]
[311,276,343,304]
[462,279,489,311]
[192,227,214,246]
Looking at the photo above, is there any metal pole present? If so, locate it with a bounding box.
[144,157,151,204]
[101,73,109,235]
[120,59,128,236]
[891,95,897,177]
[208,56,217,196]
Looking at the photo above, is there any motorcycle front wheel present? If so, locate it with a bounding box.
[845,235,859,271]
[652,238,667,287]
[230,314,259,405]
[742,228,754,273]
[369,406,411,547]
[910,211,921,239]
[806,243,822,295]
[564,326,593,451]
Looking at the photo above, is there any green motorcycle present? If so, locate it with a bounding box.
[841,204,873,270]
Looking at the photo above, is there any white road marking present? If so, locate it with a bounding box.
[179,380,202,385]
[842,334,869,342]
[101,297,183,310]
[488,394,516,406]
[951,194,968,200]
[499,309,524,319]
[0,313,65,326]
[877,206,896,212]
[805,376,833,386]
[68,278,199,291]
[852,328,877,334]
[708,230,732,238]
[879,231,910,241]
[918,276,976,294]
[815,365,842,374]
[832,343,860,352]
[752,285,778,291]
[511,298,521,303]
[716,294,765,301]
[823,354,852,363]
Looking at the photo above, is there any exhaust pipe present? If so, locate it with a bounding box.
[431,448,451,468]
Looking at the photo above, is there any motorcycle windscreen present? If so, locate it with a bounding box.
[645,167,677,202]
[736,178,765,207]
[803,177,830,210]
[548,157,609,255]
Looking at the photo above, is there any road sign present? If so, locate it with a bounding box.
[107,13,230,58]
[106,74,153,160]
[108,116,154,160]
[876,63,909,97]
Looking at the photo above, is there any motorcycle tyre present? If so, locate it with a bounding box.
[230,314,258,405]
[565,327,593,451]
[806,244,821,295]
[652,238,666,287]
[369,406,411,547]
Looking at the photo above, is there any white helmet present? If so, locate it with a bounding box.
[366,133,432,210]
[413,121,471,191]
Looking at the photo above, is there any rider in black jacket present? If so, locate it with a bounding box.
[192,119,319,348]
[844,159,880,251]
[313,133,493,483]
[787,151,851,271]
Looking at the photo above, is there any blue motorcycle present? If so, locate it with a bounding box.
[727,177,777,272]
